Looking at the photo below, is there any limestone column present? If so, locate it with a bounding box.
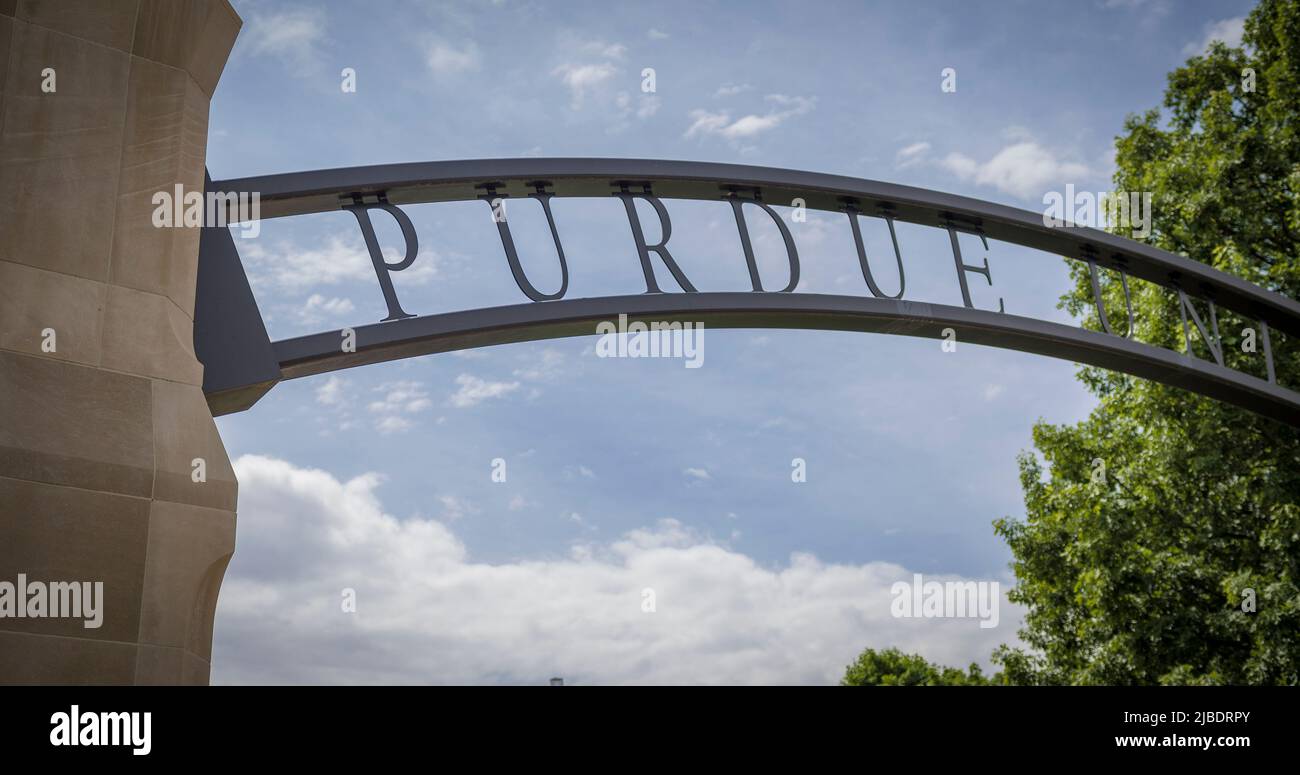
[0,0,242,684]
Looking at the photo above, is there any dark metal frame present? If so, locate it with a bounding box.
[195,158,1300,426]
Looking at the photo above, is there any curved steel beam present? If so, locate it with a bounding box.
[212,157,1300,337]
[271,292,1300,426]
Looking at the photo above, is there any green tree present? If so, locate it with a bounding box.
[841,647,996,686]
[993,0,1300,685]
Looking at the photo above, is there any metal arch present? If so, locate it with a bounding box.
[193,158,1300,425]
[211,157,1300,337]
[267,292,1300,426]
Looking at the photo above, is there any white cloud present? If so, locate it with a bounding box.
[684,94,815,141]
[368,381,431,434]
[512,348,566,382]
[581,41,627,59]
[244,8,326,70]
[1184,17,1245,55]
[213,455,1021,684]
[725,114,784,137]
[552,62,618,108]
[714,83,753,98]
[426,39,481,74]
[1001,125,1036,143]
[374,415,412,434]
[438,494,476,521]
[369,381,431,414]
[550,39,652,124]
[647,28,670,40]
[684,109,731,137]
[983,384,1004,402]
[765,93,813,110]
[312,376,358,435]
[315,375,347,407]
[241,234,437,293]
[894,141,932,169]
[897,141,931,157]
[635,93,661,119]
[449,374,520,408]
[1102,0,1174,22]
[683,467,712,480]
[940,142,1092,200]
[299,294,354,324]
[564,464,596,480]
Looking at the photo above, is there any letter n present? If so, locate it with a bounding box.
[1178,291,1223,366]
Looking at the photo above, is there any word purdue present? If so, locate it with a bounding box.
[331,177,1284,400]
[343,186,1005,324]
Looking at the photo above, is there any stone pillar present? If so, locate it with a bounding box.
[0,0,241,684]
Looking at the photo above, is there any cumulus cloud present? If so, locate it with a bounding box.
[1184,17,1245,55]
[713,83,753,98]
[512,348,566,382]
[241,234,437,293]
[552,62,618,108]
[244,8,326,70]
[315,375,346,407]
[426,39,481,74]
[299,294,354,325]
[684,109,731,137]
[448,374,520,408]
[310,376,359,434]
[368,380,431,434]
[374,416,412,434]
[894,141,932,169]
[581,41,627,59]
[437,494,476,522]
[212,455,1022,684]
[369,381,431,414]
[684,94,815,141]
[940,142,1092,200]
[616,91,660,120]
[550,40,660,127]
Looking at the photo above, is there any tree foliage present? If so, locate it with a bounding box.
[841,647,996,686]
[993,0,1300,685]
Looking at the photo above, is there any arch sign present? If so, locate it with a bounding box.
[193,158,1300,426]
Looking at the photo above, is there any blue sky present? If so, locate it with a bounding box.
[207,0,1255,684]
